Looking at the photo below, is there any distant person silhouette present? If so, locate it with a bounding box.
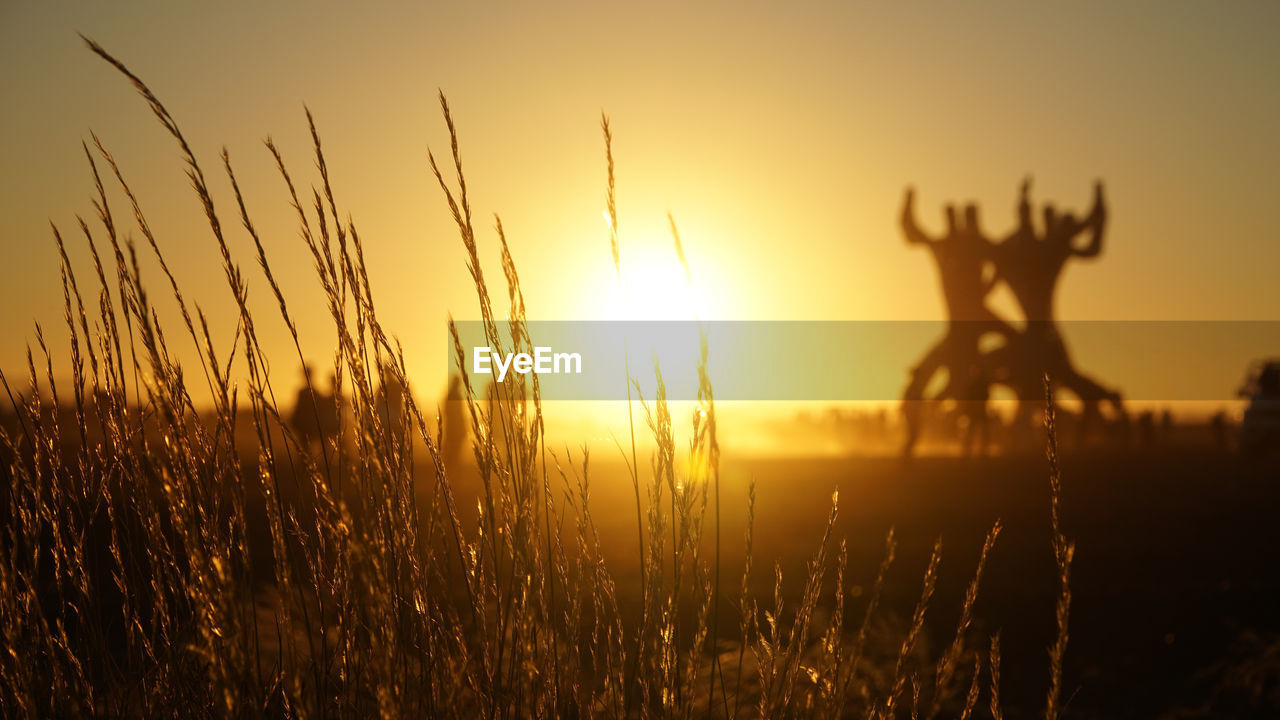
[1113,408,1133,449]
[960,362,991,457]
[322,372,340,436]
[1210,410,1230,451]
[1138,410,1156,448]
[442,374,468,469]
[291,364,331,451]
[376,362,407,442]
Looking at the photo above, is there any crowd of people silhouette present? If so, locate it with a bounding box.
[900,178,1125,456]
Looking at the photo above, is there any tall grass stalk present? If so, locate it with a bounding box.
[0,39,1079,720]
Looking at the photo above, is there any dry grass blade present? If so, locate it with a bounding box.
[0,39,1085,720]
[1043,374,1074,720]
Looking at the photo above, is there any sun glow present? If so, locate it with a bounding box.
[604,248,711,321]
[570,205,712,321]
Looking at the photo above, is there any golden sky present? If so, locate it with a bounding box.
[2,2,1279,408]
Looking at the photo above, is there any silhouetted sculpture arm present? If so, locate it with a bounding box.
[963,203,983,237]
[1016,177,1034,234]
[1071,181,1108,258]
[900,187,935,245]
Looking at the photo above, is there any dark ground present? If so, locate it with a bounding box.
[576,446,1280,719]
[5,403,1278,717]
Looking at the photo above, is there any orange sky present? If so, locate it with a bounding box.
[2,2,1279,413]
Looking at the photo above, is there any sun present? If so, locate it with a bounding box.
[564,212,733,323]
[604,249,712,321]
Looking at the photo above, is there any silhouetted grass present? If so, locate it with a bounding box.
[0,39,1075,719]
